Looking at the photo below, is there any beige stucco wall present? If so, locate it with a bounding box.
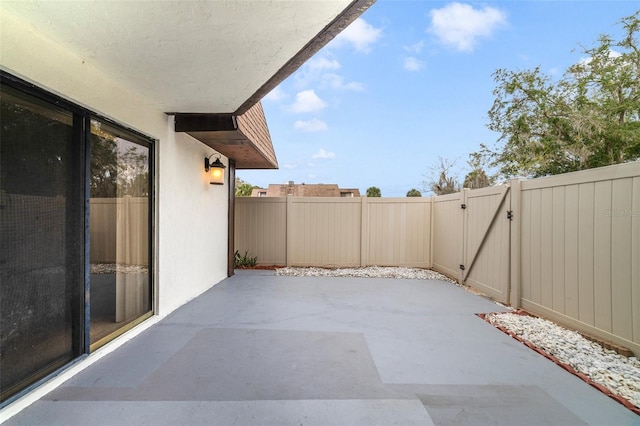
[1,9,229,317]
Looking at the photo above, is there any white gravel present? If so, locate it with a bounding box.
[276,266,457,282]
[276,266,640,411]
[91,263,148,274]
[486,312,640,409]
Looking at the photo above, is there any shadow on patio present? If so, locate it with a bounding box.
[5,270,638,425]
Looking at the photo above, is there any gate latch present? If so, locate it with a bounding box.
[506,210,513,220]
[460,204,466,209]
[459,264,465,271]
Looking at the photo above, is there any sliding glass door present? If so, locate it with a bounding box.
[89,119,152,347]
[0,74,154,403]
[0,84,85,402]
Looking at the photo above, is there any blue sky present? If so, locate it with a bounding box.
[237,1,639,197]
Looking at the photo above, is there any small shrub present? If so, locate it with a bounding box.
[234,250,257,268]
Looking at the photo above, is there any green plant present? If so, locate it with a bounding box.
[234,250,257,268]
[366,186,381,197]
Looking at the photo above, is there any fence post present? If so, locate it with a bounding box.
[509,179,522,308]
[360,196,369,267]
[428,196,434,269]
[460,188,469,284]
[286,195,293,267]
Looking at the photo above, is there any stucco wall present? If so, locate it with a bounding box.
[1,8,229,317]
[158,120,229,315]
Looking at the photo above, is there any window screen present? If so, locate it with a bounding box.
[0,84,84,402]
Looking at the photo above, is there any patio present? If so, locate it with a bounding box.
[5,270,638,425]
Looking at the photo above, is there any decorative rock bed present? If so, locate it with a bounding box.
[91,263,148,274]
[485,311,640,413]
[276,266,456,281]
[275,266,640,413]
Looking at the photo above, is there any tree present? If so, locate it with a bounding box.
[406,188,422,197]
[366,186,381,197]
[422,157,461,195]
[90,131,118,198]
[462,152,494,189]
[117,145,149,197]
[482,11,640,179]
[235,177,258,197]
[1,100,77,197]
[90,131,149,198]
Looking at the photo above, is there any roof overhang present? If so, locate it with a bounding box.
[175,103,278,169]
[1,0,375,169]
[0,0,373,115]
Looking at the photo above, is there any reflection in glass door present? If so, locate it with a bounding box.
[89,119,152,347]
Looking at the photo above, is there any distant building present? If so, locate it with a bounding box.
[251,181,360,197]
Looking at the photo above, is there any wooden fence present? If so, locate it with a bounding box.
[235,162,640,355]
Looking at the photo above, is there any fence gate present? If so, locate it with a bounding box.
[461,185,512,304]
[431,192,465,279]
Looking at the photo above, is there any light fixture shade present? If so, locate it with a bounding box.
[205,156,226,185]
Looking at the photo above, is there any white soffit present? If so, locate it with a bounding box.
[1,0,364,114]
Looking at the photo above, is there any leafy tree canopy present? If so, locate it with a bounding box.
[480,10,640,179]
[235,177,259,197]
[406,188,422,197]
[366,186,381,197]
[463,152,494,189]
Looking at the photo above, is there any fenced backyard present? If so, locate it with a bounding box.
[235,162,640,355]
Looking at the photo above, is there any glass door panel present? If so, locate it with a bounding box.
[89,119,151,346]
[0,85,84,402]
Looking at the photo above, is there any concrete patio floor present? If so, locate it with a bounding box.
[5,270,639,425]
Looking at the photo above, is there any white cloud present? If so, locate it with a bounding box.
[429,3,507,52]
[290,90,327,113]
[308,56,341,71]
[403,57,425,71]
[574,50,624,78]
[292,53,363,92]
[404,40,425,53]
[283,163,298,170]
[294,119,328,132]
[312,148,336,159]
[333,18,382,53]
[294,54,342,88]
[263,86,286,102]
[322,73,364,91]
[608,50,623,59]
[578,49,622,66]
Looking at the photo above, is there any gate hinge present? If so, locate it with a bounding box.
[460,203,466,209]
[506,210,513,220]
[459,264,465,271]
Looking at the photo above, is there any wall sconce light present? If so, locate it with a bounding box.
[204,154,226,185]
